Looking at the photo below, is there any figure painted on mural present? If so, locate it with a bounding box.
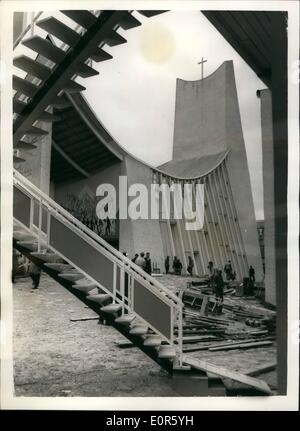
[144,252,152,275]
[165,256,170,274]
[62,193,117,238]
[105,216,111,236]
[29,261,41,289]
[187,256,194,277]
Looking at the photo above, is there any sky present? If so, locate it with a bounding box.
[76,11,266,220]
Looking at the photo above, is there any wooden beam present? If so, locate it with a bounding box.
[182,355,273,394]
[52,140,90,178]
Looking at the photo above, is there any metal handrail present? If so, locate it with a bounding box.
[13,169,183,308]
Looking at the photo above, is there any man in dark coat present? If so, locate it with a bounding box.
[29,261,41,289]
[144,252,152,275]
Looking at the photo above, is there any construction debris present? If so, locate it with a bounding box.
[177,281,276,363]
[182,355,273,395]
[70,316,99,322]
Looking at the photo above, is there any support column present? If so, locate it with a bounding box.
[191,180,206,274]
[158,172,176,260]
[204,174,224,269]
[222,163,249,272]
[216,167,244,279]
[220,163,248,275]
[207,174,229,269]
[184,180,200,276]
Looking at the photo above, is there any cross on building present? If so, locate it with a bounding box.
[197,57,207,80]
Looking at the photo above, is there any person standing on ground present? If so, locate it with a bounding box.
[214,270,224,314]
[12,248,19,283]
[187,256,194,277]
[29,261,41,289]
[132,253,139,264]
[165,256,170,274]
[207,261,214,288]
[249,265,255,284]
[224,260,233,281]
[207,261,214,276]
[135,252,146,271]
[173,256,183,276]
[144,252,152,275]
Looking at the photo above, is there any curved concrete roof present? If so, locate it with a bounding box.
[51,91,229,183]
[158,151,228,179]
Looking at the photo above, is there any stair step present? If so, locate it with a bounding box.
[75,281,98,290]
[13,230,35,241]
[38,111,60,122]
[14,140,37,150]
[44,263,73,272]
[30,252,61,262]
[24,126,48,136]
[13,155,26,163]
[63,80,86,93]
[14,55,52,81]
[17,241,39,251]
[118,12,141,30]
[61,10,97,29]
[37,17,81,47]
[115,314,136,325]
[13,99,28,115]
[158,345,177,359]
[129,325,148,336]
[13,75,39,98]
[87,293,111,304]
[104,30,127,47]
[90,48,112,63]
[58,272,83,282]
[100,303,122,314]
[76,62,99,78]
[138,11,167,18]
[51,95,72,109]
[22,36,66,63]
[72,283,97,295]
[143,335,163,347]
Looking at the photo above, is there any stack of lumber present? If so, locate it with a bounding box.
[181,302,276,353]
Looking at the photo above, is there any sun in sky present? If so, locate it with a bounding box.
[140,22,176,64]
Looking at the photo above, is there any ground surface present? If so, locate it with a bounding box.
[13,273,276,397]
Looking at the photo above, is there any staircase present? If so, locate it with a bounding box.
[14,169,185,369]
[13,10,165,161]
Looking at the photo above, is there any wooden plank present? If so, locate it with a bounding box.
[183,340,225,352]
[209,340,273,352]
[114,341,135,349]
[70,316,99,322]
[182,335,221,343]
[182,355,273,395]
[246,362,276,377]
